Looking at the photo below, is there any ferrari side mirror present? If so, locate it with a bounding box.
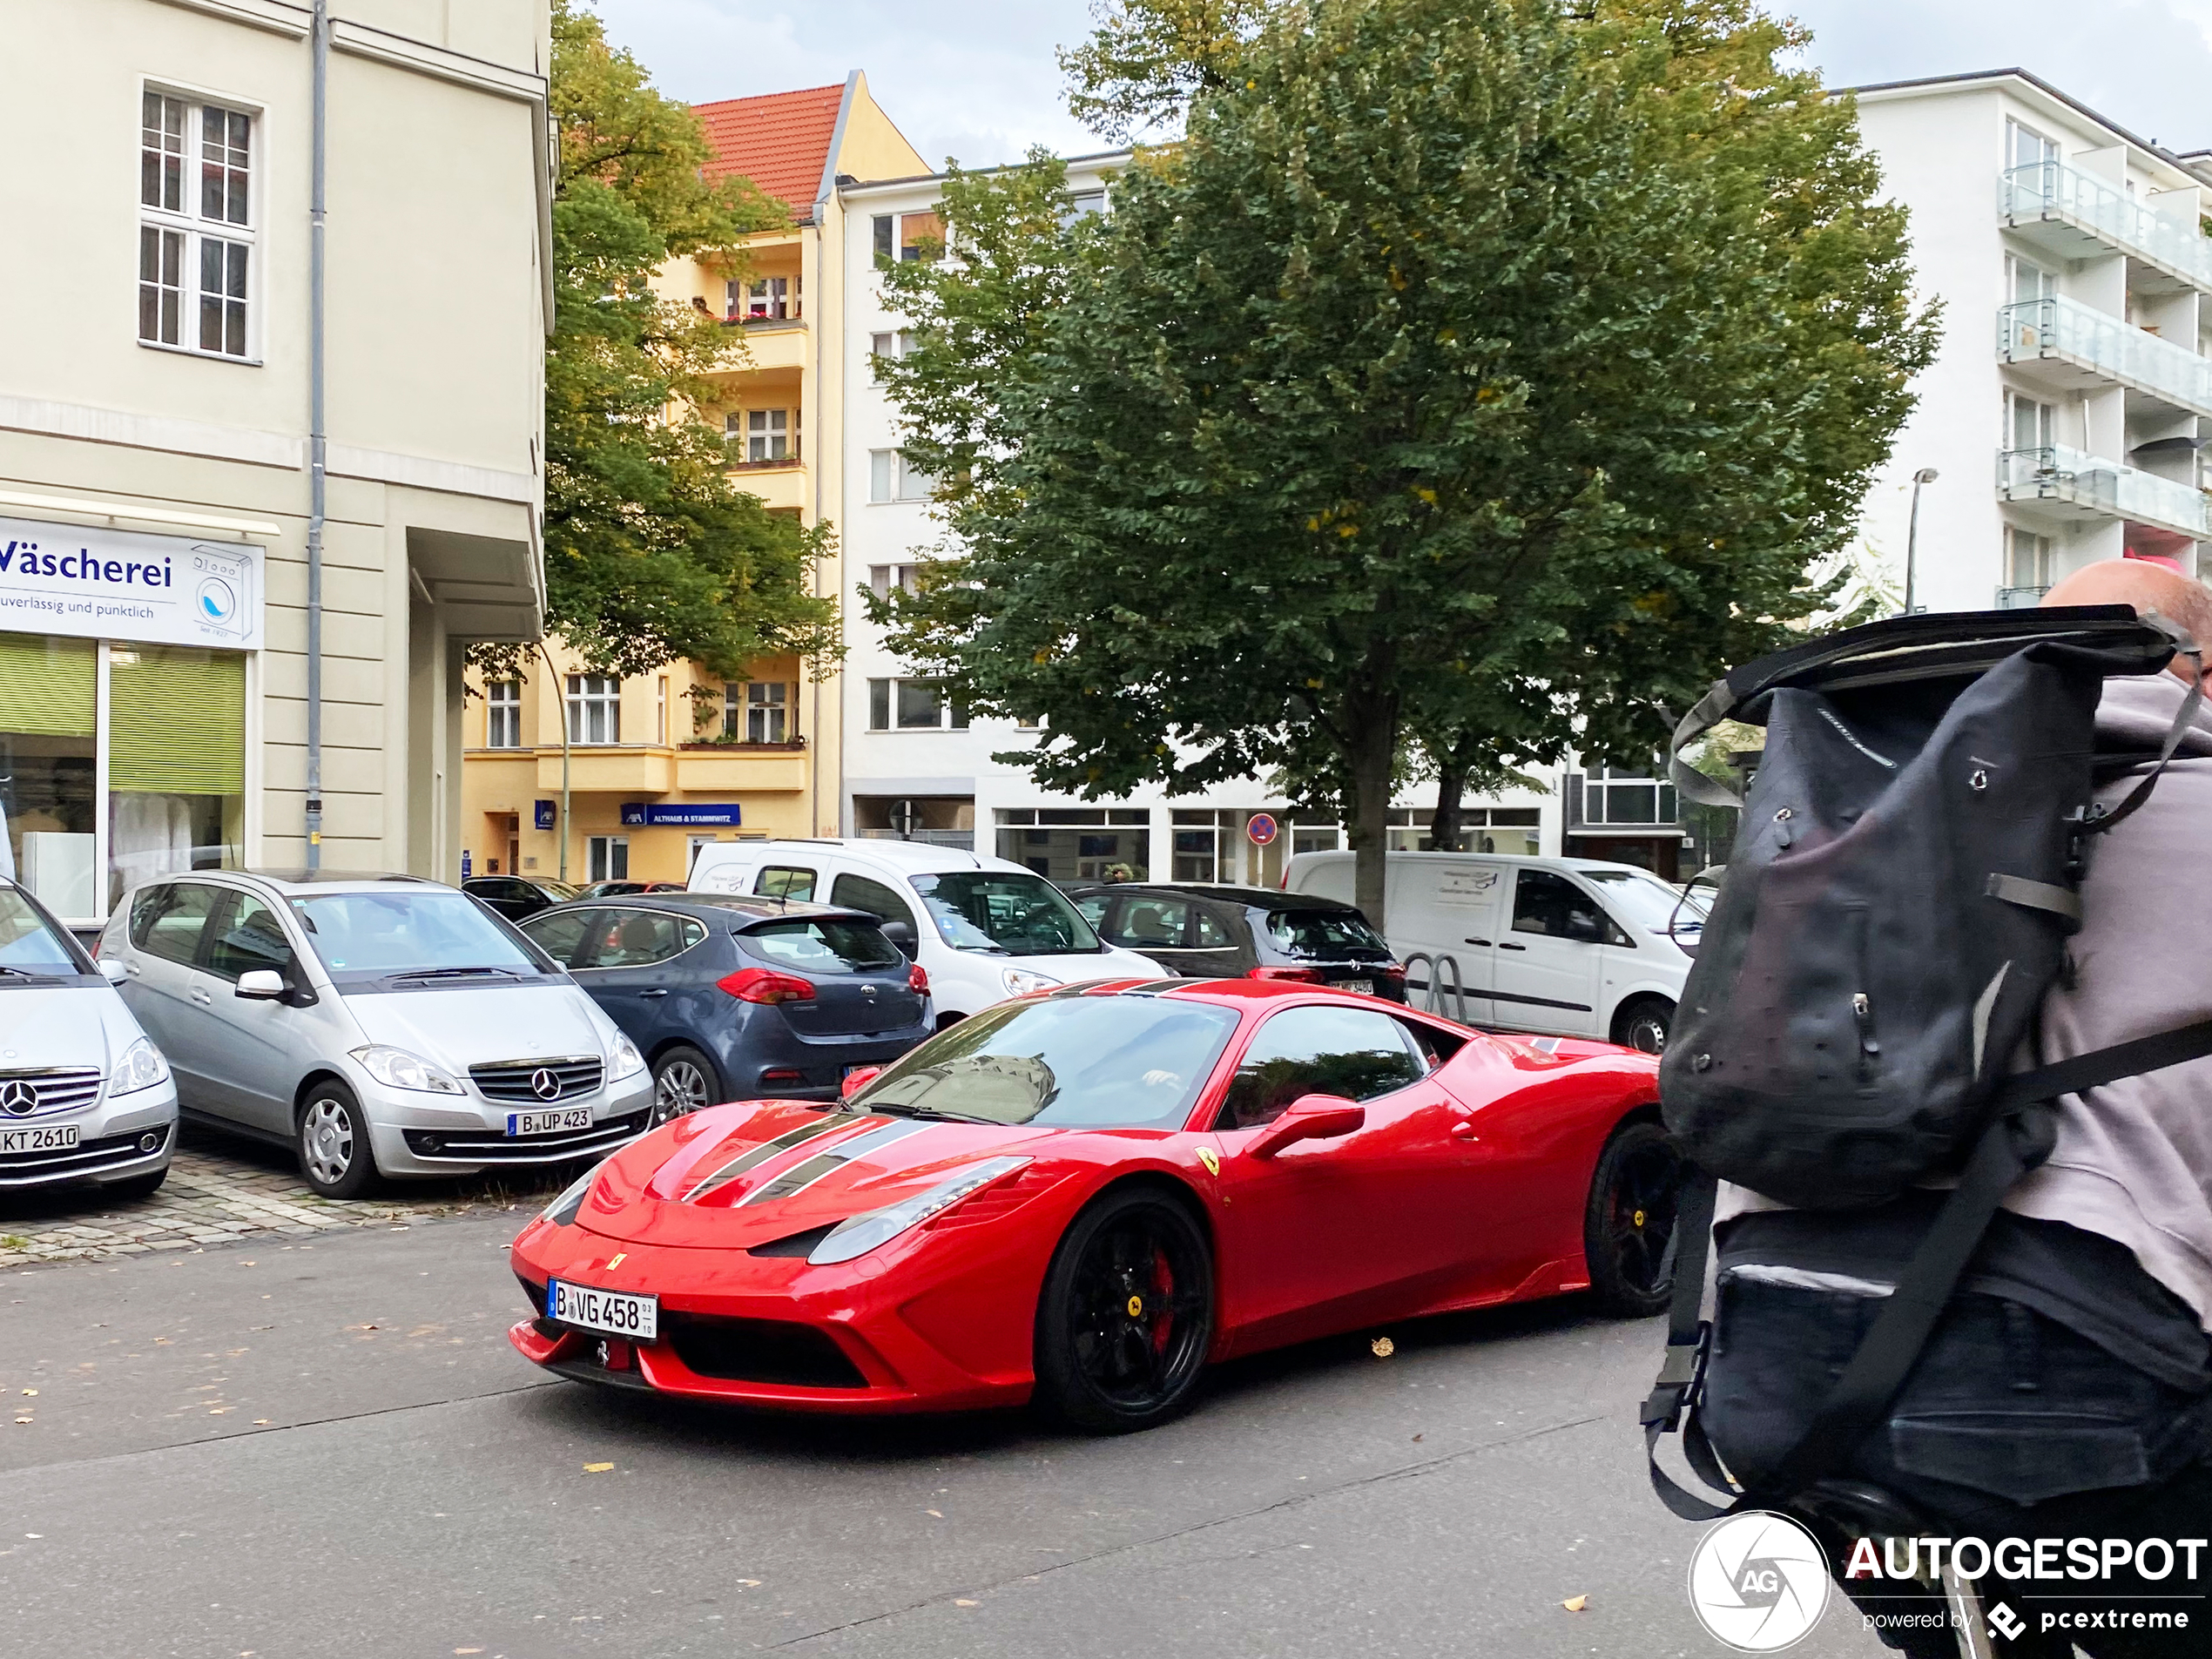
[1248,1093,1366,1159]
[841,1065,883,1101]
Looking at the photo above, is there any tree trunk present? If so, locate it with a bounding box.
[1345,709,1397,930]
[1429,746,1468,853]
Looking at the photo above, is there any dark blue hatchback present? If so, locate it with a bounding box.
[519,895,934,1122]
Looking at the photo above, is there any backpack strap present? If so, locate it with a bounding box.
[1645,1014,2212,1518]
[2080,626,2203,838]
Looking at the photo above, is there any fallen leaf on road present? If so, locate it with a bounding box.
[583,1462,614,1474]
[19,1389,34,1397]
[1562,1595,1588,1612]
[1371,1337,1395,1358]
[253,1420,271,1426]
[737,1579,760,1587]
[456,1649,484,1654]
[954,1600,979,1608]
[927,1509,943,1518]
[1412,1433,1423,1442]
[13,1417,30,1426]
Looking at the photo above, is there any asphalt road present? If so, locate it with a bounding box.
[0,1211,1889,1659]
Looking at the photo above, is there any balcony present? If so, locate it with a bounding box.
[1999,295,2212,419]
[2000,162,2212,294]
[1996,584,2051,610]
[1996,443,2211,542]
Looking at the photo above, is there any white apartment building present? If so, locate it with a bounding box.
[834,160,1588,883]
[1851,71,2212,611]
[0,0,549,927]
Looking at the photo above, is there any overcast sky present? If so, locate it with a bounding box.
[591,0,2212,171]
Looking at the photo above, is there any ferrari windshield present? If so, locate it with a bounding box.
[911,871,1103,956]
[852,996,1239,1130]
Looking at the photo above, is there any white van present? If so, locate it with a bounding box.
[1281,850,1702,1052]
[687,840,1159,1024]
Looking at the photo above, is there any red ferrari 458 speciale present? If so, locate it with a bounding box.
[509,978,1678,1431]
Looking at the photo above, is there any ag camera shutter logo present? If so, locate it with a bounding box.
[1688,1510,1831,1650]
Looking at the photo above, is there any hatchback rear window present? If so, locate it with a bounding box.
[1264,909,1391,959]
[738,919,902,974]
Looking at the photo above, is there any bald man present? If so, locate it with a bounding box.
[1696,563,2212,1659]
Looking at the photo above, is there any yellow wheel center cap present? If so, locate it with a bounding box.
[1127,1295,1144,1318]
[1633,1210,1647,1229]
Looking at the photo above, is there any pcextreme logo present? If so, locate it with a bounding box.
[1688,1510,1831,1651]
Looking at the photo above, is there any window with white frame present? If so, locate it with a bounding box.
[2004,526,2053,594]
[2005,390,2054,453]
[1060,188,1106,226]
[139,91,254,359]
[565,674,621,745]
[867,678,968,731]
[485,681,521,748]
[2007,118,2059,172]
[723,680,791,743]
[727,273,799,320]
[587,835,630,882]
[868,449,934,502]
[2006,253,2055,306]
[867,563,920,597]
[728,408,798,463]
[868,330,917,378]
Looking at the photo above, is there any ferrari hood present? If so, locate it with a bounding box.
[571,1101,1060,1250]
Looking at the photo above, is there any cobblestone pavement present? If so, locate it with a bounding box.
[0,1123,570,1269]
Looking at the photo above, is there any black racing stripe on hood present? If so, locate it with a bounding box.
[685,1112,868,1203]
[738,1120,929,1206]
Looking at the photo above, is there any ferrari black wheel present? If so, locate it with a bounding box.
[1034,1187,1214,1433]
[1584,1120,1683,1318]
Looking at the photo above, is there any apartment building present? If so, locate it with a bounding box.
[0,0,550,927]
[461,72,924,885]
[1850,71,2212,611]
[836,161,1585,881]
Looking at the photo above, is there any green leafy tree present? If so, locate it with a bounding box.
[876,0,1935,918]
[480,1,839,685]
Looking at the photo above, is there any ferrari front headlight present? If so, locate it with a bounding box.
[806,1157,1030,1265]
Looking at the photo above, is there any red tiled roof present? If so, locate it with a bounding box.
[694,84,846,215]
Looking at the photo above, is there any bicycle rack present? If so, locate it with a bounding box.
[1401,951,1467,1025]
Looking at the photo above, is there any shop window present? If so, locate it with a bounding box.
[1581,768,1673,827]
[0,637,97,917]
[485,681,521,748]
[565,675,621,745]
[139,92,254,360]
[586,836,629,882]
[991,806,1149,881]
[108,646,245,912]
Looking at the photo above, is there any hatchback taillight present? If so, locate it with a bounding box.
[1246,966,1324,982]
[907,961,929,994]
[718,968,816,1005]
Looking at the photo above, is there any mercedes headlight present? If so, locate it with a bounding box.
[1001,968,1061,998]
[609,1033,646,1081]
[807,1157,1030,1265]
[110,1036,171,1096]
[351,1044,464,1096]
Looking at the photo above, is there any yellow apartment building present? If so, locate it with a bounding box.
[461,72,925,886]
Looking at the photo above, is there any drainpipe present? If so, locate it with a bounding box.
[538,640,570,881]
[305,0,329,867]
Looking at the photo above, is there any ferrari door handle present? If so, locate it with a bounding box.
[1498,941,1527,952]
[1463,937,1490,947]
[638,988,669,998]
[1450,1121,1479,1139]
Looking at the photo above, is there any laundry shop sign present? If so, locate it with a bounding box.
[0,516,265,651]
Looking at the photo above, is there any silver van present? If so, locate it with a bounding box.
[0,877,176,1198]
[98,870,652,1197]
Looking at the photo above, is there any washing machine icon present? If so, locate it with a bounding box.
[188,545,255,642]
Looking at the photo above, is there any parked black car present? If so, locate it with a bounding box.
[1064,882,1407,1001]
[576,880,685,900]
[519,894,934,1121]
[462,874,580,922]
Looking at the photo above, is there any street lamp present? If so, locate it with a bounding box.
[1904,467,1939,616]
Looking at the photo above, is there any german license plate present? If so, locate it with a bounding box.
[547,1279,657,1340]
[507,1107,593,1136]
[0,1123,78,1154]
[1337,979,1373,995]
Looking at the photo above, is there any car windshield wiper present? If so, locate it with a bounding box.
[385,966,523,982]
[865,1100,1005,1126]
[0,964,63,979]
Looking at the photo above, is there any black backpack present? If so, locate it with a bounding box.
[1642,604,2212,1519]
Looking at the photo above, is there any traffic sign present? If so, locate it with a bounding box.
[1246,813,1279,846]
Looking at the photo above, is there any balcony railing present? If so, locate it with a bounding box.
[1996,584,2051,610]
[1999,295,2212,417]
[1997,443,2211,539]
[2001,162,2212,292]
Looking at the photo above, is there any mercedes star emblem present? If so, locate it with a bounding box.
[529,1067,561,1101]
[0,1079,37,1116]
